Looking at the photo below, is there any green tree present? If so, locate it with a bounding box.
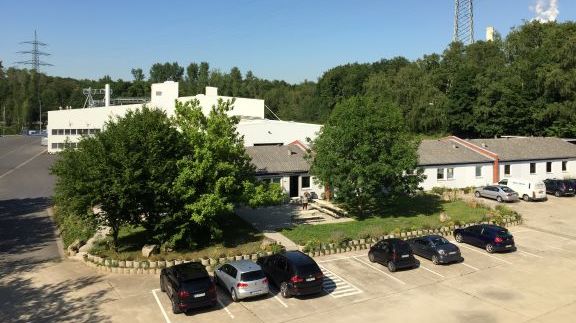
[51,107,186,249]
[310,96,423,216]
[168,98,257,248]
[149,62,184,83]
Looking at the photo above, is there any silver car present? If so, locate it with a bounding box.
[214,260,269,301]
[474,185,519,202]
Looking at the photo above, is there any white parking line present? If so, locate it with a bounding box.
[273,294,288,308]
[217,299,235,319]
[456,244,513,265]
[419,265,445,278]
[461,262,479,271]
[319,265,362,298]
[317,256,355,263]
[352,256,406,285]
[151,289,172,323]
[519,250,544,258]
[0,149,46,179]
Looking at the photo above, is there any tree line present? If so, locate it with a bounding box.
[1,21,575,137]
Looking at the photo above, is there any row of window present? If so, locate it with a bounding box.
[260,176,311,188]
[437,161,569,181]
[503,161,568,175]
[51,142,78,149]
[51,128,101,135]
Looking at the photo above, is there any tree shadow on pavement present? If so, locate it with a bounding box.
[0,274,112,323]
[0,197,57,257]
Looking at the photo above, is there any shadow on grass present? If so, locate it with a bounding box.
[351,194,444,220]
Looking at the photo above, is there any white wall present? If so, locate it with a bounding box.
[420,164,493,191]
[47,83,267,153]
[500,159,576,181]
[260,174,324,199]
[237,120,321,146]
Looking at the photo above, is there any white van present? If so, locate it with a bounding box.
[498,178,547,201]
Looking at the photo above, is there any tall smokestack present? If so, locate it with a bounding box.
[104,84,110,107]
[486,26,495,41]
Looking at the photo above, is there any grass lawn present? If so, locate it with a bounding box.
[282,195,496,245]
[90,213,270,261]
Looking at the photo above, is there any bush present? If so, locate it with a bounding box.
[302,239,321,253]
[329,230,351,245]
[53,207,97,247]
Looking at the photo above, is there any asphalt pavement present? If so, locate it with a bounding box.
[0,136,59,274]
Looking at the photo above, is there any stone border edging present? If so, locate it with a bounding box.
[303,218,522,258]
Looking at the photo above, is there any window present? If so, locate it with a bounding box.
[546,162,552,173]
[261,178,271,184]
[562,161,567,172]
[51,129,57,135]
[51,143,57,149]
[71,129,77,135]
[437,168,444,180]
[155,91,162,96]
[64,129,70,135]
[301,176,310,188]
[57,129,64,135]
[530,163,536,174]
[475,166,482,177]
[447,168,454,179]
[272,177,281,184]
[504,164,510,176]
[57,143,64,149]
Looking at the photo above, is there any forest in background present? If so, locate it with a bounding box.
[0,21,575,137]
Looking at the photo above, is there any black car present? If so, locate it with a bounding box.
[257,251,324,298]
[160,262,217,314]
[368,238,418,272]
[408,235,463,265]
[454,224,516,253]
[543,179,575,197]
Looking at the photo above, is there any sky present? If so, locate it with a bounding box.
[0,0,573,84]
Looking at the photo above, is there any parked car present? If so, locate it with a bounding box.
[474,185,519,203]
[368,238,418,272]
[454,224,516,253]
[160,262,217,314]
[214,260,269,302]
[543,179,575,197]
[407,235,463,265]
[257,251,324,298]
[498,178,546,201]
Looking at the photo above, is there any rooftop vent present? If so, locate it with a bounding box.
[481,143,487,148]
[452,144,459,149]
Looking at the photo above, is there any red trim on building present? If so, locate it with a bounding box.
[289,140,309,152]
[445,136,501,183]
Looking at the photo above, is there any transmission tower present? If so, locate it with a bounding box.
[16,30,53,72]
[453,0,474,45]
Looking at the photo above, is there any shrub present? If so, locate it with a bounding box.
[329,230,351,245]
[53,207,97,247]
[302,239,321,253]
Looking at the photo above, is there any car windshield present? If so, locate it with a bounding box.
[535,183,545,189]
[430,237,450,245]
[240,270,265,281]
[500,186,514,193]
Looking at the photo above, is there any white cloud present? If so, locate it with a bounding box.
[530,0,559,22]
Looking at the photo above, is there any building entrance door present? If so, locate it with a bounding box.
[289,176,299,198]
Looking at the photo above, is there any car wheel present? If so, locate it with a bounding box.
[474,191,481,198]
[486,243,495,253]
[432,255,440,265]
[387,261,397,272]
[231,288,239,302]
[280,282,291,298]
[523,194,530,202]
[171,298,182,314]
[555,191,561,197]
[455,233,463,243]
[368,251,376,263]
[496,196,503,203]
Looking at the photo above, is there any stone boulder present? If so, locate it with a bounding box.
[67,239,84,256]
[142,244,159,258]
[439,212,451,223]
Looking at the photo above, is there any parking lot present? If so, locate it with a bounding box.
[125,223,575,323]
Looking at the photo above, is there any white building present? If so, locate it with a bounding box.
[418,136,576,191]
[47,81,320,153]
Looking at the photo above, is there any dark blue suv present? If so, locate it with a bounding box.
[454,224,516,253]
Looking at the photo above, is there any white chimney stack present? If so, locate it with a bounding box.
[486,26,495,41]
[104,84,111,107]
[205,86,218,96]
